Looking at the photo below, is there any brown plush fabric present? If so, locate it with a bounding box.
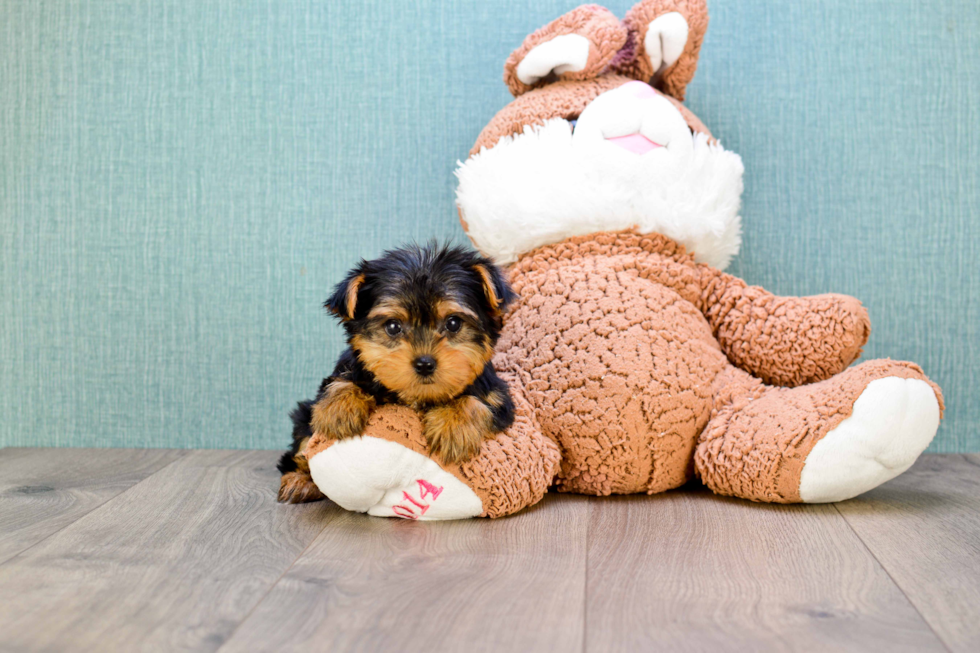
[611,0,709,101]
[305,388,561,519]
[503,4,627,97]
[695,359,945,502]
[458,370,562,517]
[697,268,872,387]
[493,230,940,499]
[471,75,712,155]
[497,230,726,495]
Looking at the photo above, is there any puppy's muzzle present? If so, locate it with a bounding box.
[413,355,437,377]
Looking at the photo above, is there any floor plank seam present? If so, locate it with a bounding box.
[214,507,334,652]
[0,449,190,569]
[832,503,955,653]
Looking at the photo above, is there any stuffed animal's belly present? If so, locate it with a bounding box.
[498,266,728,495]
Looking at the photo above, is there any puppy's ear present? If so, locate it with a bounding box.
[472,263,516,316]
[325,270,365,321]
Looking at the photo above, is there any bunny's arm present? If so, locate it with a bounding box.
[696,266,871,387]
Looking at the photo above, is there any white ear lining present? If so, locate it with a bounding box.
[643,12,689,74]
[515,34,591,85]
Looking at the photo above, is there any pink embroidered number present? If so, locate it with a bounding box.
[417,479,443,501]
[391,479,445,519]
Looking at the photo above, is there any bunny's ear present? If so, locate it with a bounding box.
[503,5,628,97]
[611,0,709,101]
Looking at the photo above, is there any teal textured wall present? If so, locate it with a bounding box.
[1,1,977,451]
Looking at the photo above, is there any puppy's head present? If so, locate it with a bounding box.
[326,243,515,405]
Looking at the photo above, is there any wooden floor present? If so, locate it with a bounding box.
[0,451,977,653]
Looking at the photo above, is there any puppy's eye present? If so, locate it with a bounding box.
[445,316,462,333]
[384,320,402,337]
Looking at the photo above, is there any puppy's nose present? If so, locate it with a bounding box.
[413,355,437,377]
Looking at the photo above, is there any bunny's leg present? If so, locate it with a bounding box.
[304,370,560,520]
[695,361,943,503]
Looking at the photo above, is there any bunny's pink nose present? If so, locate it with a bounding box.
[606,133,663,155]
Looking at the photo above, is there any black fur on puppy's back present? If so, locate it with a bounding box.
[277,400,313,475]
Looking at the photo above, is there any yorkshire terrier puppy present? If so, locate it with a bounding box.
[277,243,517,504]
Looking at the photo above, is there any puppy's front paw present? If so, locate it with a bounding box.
[311,380,375,440]
[278,471,326,504]
[423,396,494,465]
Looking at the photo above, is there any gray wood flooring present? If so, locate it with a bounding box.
[0,449,977,653]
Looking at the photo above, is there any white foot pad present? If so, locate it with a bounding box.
[799,377,940,503]
[308,436,483,520]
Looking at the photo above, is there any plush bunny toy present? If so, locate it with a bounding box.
[303,0,944,519]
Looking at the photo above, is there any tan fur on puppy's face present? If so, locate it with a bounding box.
[423,395,494,464]
[311,380,375,439]
[352,298,493,406]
